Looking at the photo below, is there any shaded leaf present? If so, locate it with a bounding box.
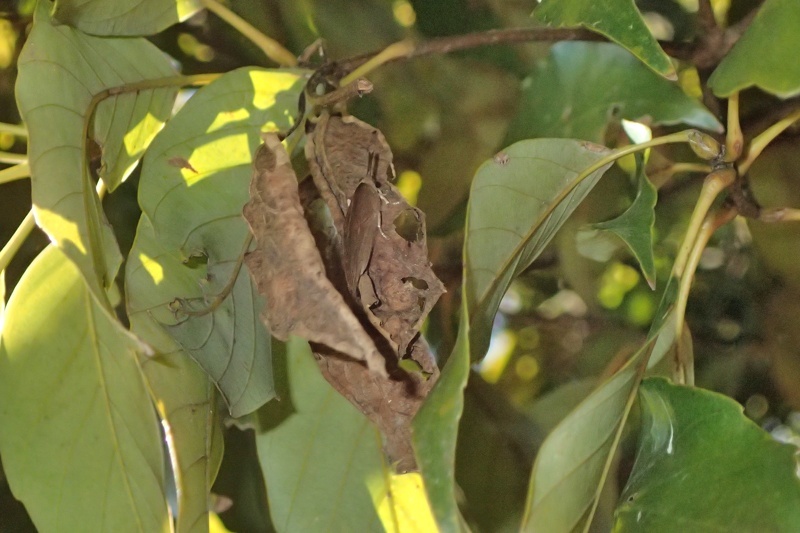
[127,209,271,417]
[17,2,177,300]
[138,67,306,416]
[243,133,386,375]
[0,246,168,532]
[709,0,800,98]
[533,0,676,79]
[412,305,471,533]
[592,156,657,289]
[465,138,614,360]
[615,377,800,531]
[255,337,389,532]
[522,306,677,533]
[53,0,202,36]
[127,215,225,533]
[506,42,721,144]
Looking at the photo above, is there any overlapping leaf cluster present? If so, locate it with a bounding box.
[1,0,800,532]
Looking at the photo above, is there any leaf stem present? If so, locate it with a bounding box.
[199,0,297,67]
[672,168,736,279]
[650,162,712,188]
[0,210,35,273]
[340,40,415,86]
[583,130,697,180]
[0,122,27,138]
[0,163,30,185]
[724,92,743,161]
[0,152,27,164]
[673,206,736,384]
[758,207,800,223]
[739,108,800,176]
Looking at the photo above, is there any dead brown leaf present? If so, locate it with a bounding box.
[307,111,445,357]
[242,133,387,377]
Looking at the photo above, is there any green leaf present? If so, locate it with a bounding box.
[413,304,472,533]
[465,138,614,360]
[506,42,721,144]
[17,2,177,300]
[126,215,225,533]
[533,0,676,79]
[137,68,306,416]
[0,246,169,532]
[615,377,800,531]
[708,0,800,98]
[592,156,657,289]
[53,0,202,36]
[0,269,4,326]
[255,337,388,532]
[521,307,677,533]
[127,212,272,418]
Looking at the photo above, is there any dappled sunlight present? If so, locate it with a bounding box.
[35,208,86,255]
[206,108,251,134]
[182,132,251,185]
[137,252,164,285]
[124,111,168,161]
[367,471,437,532]
[249,70,303,110]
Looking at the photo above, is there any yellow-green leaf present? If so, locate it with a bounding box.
[127,216,225,533]
[53,0,202,36]
[0,246,169,532]
[137,68,307,416]
[17,2,177,300]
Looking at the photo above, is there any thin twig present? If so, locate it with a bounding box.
[696,0,719,34]
[0,122,27,138]
[337,27,606,74]
[0,211,35,273]
[739,108,800,175]
[0,163,30,185]
[0,152,26,165]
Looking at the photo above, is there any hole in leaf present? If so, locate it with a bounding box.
[393,209,421,243]
[184,252,209,269]
[402,277,428,290]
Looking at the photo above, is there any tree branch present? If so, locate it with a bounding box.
[336,27,606,74]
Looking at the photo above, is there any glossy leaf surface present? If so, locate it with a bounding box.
[615,377,800,531]
[533,0,676,79]
[506,42,721,144]
[16,2,177,299]
[0,247,168,532]
[709,0,800,98]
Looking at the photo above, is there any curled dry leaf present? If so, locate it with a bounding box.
[242,133,387,377]
[302,110,446,471]
[307,112,446,357]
